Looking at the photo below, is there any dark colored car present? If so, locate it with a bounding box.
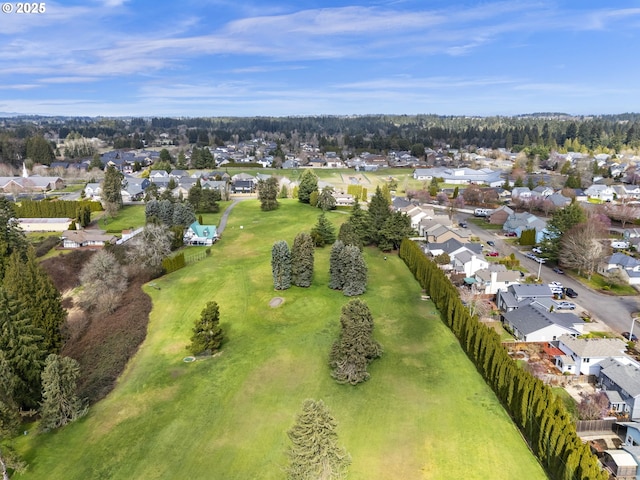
[487,240,495,247]
[564,288,578,298]
[459,222,467,228]
[504,232,517,237]
[553,267,564,274]
[623,332,638,342]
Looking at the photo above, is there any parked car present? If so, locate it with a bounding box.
[623,332,638,342]
[486,251,499,257]
[564,288,578,298]
[553,267,564,274]
[487,240,495,247]
[532,247,543,254]
[535,257,546,263]
[504,231,517,237]
[555,301,576,310]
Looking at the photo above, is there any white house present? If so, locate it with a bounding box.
[585,184,616,202]
[555,334,629,376]
[474,266,521,295]
[451,249,489,277]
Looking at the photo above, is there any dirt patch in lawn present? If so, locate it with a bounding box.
[269,297,284,308]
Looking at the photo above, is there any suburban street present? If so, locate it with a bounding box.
[461,214,639,335]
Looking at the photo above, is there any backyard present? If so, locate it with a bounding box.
[15,199,547,480]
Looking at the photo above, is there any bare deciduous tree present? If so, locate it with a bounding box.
[126,224,173,274]
[79,250,128,314]
[560,218,609,279]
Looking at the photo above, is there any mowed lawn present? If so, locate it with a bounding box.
[16,199,547,480]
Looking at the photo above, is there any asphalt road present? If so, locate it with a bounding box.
[461,214,639,335]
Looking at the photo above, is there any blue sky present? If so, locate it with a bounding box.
[1,0,640,117]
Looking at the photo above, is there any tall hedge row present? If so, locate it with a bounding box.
[15,199,103,218]
[399,239,607,480]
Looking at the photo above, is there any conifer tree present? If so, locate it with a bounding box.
[187,301,224,355]
[0,288,45,409]
[310,213,335,247]
[258,177,280,211]
[286,399,350,480]
[291,232,314,288]
[39,354,85,431]
[297,169,318,204]
[102,165,123,216]
[367,186,391,246]
[3,249,66,354]
[341,245,367,297]
[329,240,346,290]
[330,299,382,385]
[271,240,292,290]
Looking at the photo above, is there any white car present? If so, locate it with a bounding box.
[532,247,543,254]
[555,301,576,310]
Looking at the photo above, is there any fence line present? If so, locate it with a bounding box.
[185,251,207,264]
[575,419,616,433]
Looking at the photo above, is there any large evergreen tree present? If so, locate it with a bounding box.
[344,198,369,247]
[328,240,346,290]
[337,222,362,250]
[367,186,391,246]
[378,211,415,251]
[341,245,367,297]
[291,232,314,288]
[297,169,318,204]
[0,199,27,280]
[3,250,66,354]
[542,202,586,262]
[102,165,123,216]
[26,136,55,166]
[187,179,203,212]
[329,299,382,385]
[317,186,337,211]
[39,354,85,432]
[0,289,46,409]
[310,213,336,247]
[286,399,350,480]
[271,240,292,290]
[187,301,224,355]
[258,177,280,211]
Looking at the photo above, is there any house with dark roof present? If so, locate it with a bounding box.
[502,212,548,243]
[599,358,640,419]
[496,284,554,312]
[501,304,585,343]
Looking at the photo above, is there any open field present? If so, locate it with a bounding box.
[15,199,547,480]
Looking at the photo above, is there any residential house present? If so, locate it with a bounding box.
[555,334,629,376]
[231,179,255,193]
[599,359,640,420]
[599,253,640,286]
[332,192,355,207]
[183,221,218,246]
[61,229,116,248]
[501,304,585,343]
[585,184,616,202]
[451,249,489,277]
[511,187,532,200]
[424,224,470,243]
[0,176,65,193]
[474,265,521,295]
[418,215,452,237]
[424,238,483,258]
[84,182,102,200]
[488,205,514,225]
[531,185,554,198]
[496,284,554,312]
[546,192,572,208]
[399,205,433,230]
[502,212,548,243]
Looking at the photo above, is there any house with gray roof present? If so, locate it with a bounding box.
[501,304,585,343]
[503,212,548,243]
[599,253,640,285]
[451,249,488,277]
[496,284,553,312]
[546,192,572,208]
[556,334,629,376]
[599,358,640,419]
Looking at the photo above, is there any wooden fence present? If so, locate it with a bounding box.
[575,419,616,433]
[185,250,208,264]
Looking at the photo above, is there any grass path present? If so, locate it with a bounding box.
[15,200,547,480]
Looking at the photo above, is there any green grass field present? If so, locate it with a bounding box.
[15,199,547,480]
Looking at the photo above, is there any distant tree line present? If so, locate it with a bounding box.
[399,239,607,480]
